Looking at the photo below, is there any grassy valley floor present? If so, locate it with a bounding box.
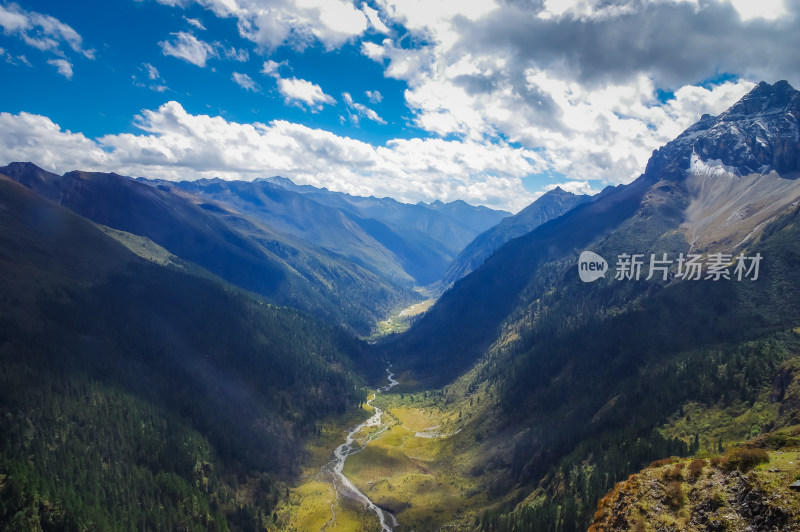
[370,298,437,338]
[274,362,502,531]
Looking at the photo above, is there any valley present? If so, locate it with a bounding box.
[370,298,437,338]
[276,362,498,531]
[2,80,800,531]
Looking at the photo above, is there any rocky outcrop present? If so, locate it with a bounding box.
[590,462,799,531]
[645,81,800,183]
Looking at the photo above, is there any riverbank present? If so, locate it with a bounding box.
[275,368,400,531]
[274,352,504,531]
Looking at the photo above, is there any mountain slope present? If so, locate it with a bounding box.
[437,186,592,290]
[386,80,800,385]
[379,80,800,530]
[156,178,419,286]
[260,177,511,284]
[0,175,372,529]
[1,163,415,334]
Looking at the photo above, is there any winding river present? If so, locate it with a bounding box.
[322,365,399,531]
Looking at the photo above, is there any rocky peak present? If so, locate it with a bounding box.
[721,80,798,120]
[645,80,800,181]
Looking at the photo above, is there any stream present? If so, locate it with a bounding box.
[322,365,399,531]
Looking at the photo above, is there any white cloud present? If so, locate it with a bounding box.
[183,16,205,30]
[0,3,94,67]
[0,102,544,211]
[134,64,170,92]
[47,58,73,79]
[163,0,369,50]
[0,111,111,171]
[159,32,216,67]
[223,46,249,62]
[360,0,772,190]
[261,59,285,77]
[277,77,336,110]
[545,180,598,196]
[0,5,28,33]
[0,47,31,66]
[362,2,390,33]
[159,31,250,67]
[535,0,787,22]
[232,72,259,92]
[343,92,386,124]
[727,0,787,21]
[537,0,639,21]
[365,89,382,103]
[143,62,160,80]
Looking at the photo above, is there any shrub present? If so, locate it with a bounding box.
[650,456,680,468]
[664,481,684,508]
[688,458,706,481]
[717,447,769,472]
[662,462,685,482]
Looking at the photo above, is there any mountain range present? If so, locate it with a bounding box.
[144,175,510,288]
[2,80,800,531]
[436,185,593,291]
[0,173,373,529]
[380,80,800,529]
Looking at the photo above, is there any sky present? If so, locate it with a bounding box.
[0,0,797,212]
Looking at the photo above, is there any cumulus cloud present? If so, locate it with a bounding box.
[0,102,545,211]
[0,110,111,171]
[232,72,259,92]
[359,0,788,188]
[277,77,336,110]
[5,0,794,210]
[47,58,73,79]
[261,59,285,77]
[456,0,799,89]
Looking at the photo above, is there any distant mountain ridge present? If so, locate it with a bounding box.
[151,175,510,286]
[0,162,416,335]
[436,186,592,290]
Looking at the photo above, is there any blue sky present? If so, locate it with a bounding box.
[0,0,797,211]
[0,0,410,141]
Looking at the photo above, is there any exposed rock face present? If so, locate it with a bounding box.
[645,81,800,182]
[590,465,798,532]
[730,473,791,531]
